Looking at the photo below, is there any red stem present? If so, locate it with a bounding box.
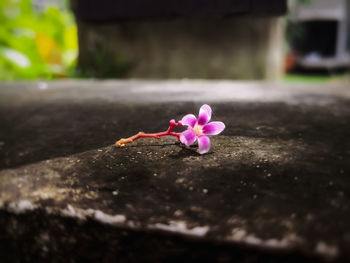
[116,120,183,147]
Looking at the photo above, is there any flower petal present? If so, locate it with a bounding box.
[181,114,197,128]
[180,129,197,146]
[203,121,225,135]
[198,104,212,125]
[198,135,211,154]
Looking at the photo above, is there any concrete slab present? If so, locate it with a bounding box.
[0,80,349,262]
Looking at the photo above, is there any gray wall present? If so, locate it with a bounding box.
[77,16,284,80]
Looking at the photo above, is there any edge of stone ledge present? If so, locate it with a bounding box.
[0,200,341,261]
[0,79,349,90]
[1,79,349,107]
[0,200,208,238]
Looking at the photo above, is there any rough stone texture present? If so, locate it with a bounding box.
[0,80,350,262]
[76,16,284,80]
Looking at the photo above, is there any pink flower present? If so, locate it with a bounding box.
[180,104,225,154]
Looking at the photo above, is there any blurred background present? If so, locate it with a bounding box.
[0,0,77,80]
[0,0,349,82]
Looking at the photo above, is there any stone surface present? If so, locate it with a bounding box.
[0,80,350,262]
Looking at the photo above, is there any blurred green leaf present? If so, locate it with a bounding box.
[0,0,78,80]
[0,47,31,68]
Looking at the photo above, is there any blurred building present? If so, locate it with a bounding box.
[71,0,287,80]
[288,0,350,70]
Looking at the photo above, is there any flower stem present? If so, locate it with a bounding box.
[116,120,183,147]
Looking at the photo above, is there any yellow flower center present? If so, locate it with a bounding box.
[193,123,203,136]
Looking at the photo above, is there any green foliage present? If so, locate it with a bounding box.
[75,43,133,78]
[0,0,78,80]
[297,0,312,4]
[284,74,349,83]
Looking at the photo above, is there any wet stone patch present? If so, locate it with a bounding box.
[0,81,350,262]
